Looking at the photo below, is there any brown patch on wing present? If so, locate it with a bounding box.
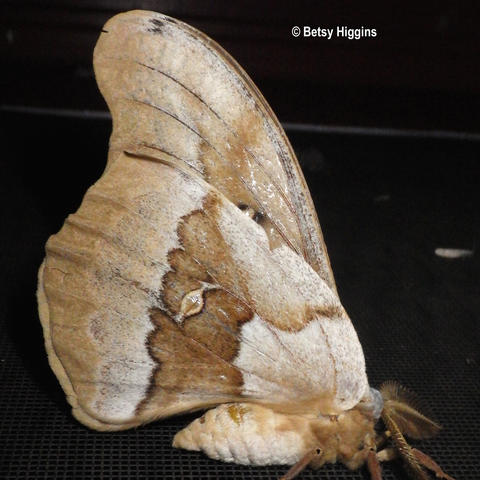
[196,112,296,254]
[183,289,252,360]
[138,193,255,415]
[173,195,251,300]
[162,268,204,316]
[139,290,251,415]
[147,308,243,393]
[167,248,211,282]
[309,304,345,321]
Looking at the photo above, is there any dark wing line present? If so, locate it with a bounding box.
[129,97,206,142]
[126,140,205,176]
[135,60,223,120]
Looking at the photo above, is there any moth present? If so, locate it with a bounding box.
[37,10,456,480]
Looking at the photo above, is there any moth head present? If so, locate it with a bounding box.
[379,381,441,439]
[357,387,384,421]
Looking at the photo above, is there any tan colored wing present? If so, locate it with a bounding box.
[39,151,367,431]
[94,10,336,291]
[38,10,368,431]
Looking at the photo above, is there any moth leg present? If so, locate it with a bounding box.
[377,448,397,462]
[279,447,323,480]
[366,450,383,480]
[412,448,457,480]
[375,430,392,450]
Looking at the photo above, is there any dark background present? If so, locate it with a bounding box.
[2,0,480,132]
[0,2,479,480]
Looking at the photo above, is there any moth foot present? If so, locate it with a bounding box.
[376,447,397,462]
[279,447,323,480]
[412,448,457,480]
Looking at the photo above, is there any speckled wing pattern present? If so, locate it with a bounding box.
[37,10,368,431]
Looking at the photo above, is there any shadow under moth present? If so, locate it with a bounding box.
[37,10,456,480]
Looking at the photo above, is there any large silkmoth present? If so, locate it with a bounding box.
[37,10,456,480]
